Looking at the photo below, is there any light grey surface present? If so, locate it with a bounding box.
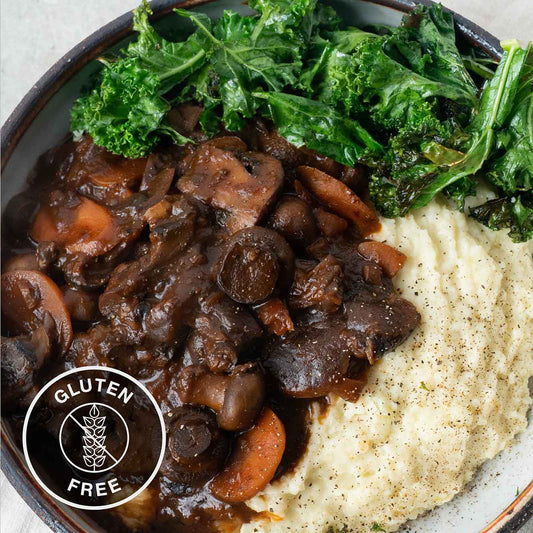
[0,1,532,533]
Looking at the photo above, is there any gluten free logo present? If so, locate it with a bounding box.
[23,366,165,510]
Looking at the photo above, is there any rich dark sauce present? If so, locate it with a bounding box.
[2,114,420,532]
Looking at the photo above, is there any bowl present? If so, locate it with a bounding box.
[1,1,532,532]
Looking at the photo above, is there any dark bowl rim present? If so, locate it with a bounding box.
[0,1,531,532]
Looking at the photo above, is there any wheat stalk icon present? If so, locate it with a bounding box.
[82,404,107,470]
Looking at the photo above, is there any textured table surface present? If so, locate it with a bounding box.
[1,1,532,532]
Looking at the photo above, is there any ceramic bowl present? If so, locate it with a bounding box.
[1,1,532,531]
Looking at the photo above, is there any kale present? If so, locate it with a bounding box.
[70,58,176,159]
[470,193,533,242]
[262,92,383,166]
[69,1,533,241]
[70,1,205,158]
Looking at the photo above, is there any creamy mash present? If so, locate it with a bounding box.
[243,199,533,532]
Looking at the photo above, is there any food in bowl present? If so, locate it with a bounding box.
[2,1,532,532]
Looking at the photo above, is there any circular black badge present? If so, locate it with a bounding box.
[23,366,166,510]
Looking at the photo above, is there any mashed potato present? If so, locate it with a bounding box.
[243,199,533,533]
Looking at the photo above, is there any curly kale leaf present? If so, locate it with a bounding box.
[70,1,205,157]
[127,1,207,93]
[176,4,305,131]
[409,42,531,210]
[484,56,533,194]
[384,4,477,101]
[470,193,533,242]
[305,5,476,137]
[71,58,174,159]
[371,41,532,219]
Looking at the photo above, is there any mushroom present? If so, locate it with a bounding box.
[2,270,73,352]
[268,196,318,247]
[178,141,283,233]
[1,327,51,410]
[160,405,229,485]
[177,363,266,432]
[217,227,294,305]
[261,321,361,399]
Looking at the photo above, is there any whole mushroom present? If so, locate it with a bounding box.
[160,405,229,485]
[177,363,266,432]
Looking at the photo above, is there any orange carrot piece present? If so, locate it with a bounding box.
[358,241,406,278]
[31,196,117,256]
[297,166,380,235]
[210,408,286,503]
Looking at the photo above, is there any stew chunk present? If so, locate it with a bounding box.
[178,140,283,233]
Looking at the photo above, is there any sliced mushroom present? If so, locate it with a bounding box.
[160,406,229,486]
[217,227,294,305]
[210,407,286,503]
[261,320,363,400]
[344,294,420,363]
[178,141,283,233]
[268,196,318,247]
[67,135,146,205]
[297,166,380,235]
[1,327,51,410]
[178,363,266,432]
[2,270,72,352]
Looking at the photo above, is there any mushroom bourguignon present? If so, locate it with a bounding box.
[2,109,420,531]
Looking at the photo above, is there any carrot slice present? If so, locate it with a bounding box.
[31,196,117,256]
[256,298,294,336]
[297,166,380,235]
[358,241,406,278]
[210,408,286,503]
[1,270,73,352]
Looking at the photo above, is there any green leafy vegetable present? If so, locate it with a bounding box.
[70,0,533,241]
[127,1,207,93]
[70,58,173,159]
[262,92,383,166]
[470,193,533,242]
[70,1,205,157]
[371,523,386,532]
